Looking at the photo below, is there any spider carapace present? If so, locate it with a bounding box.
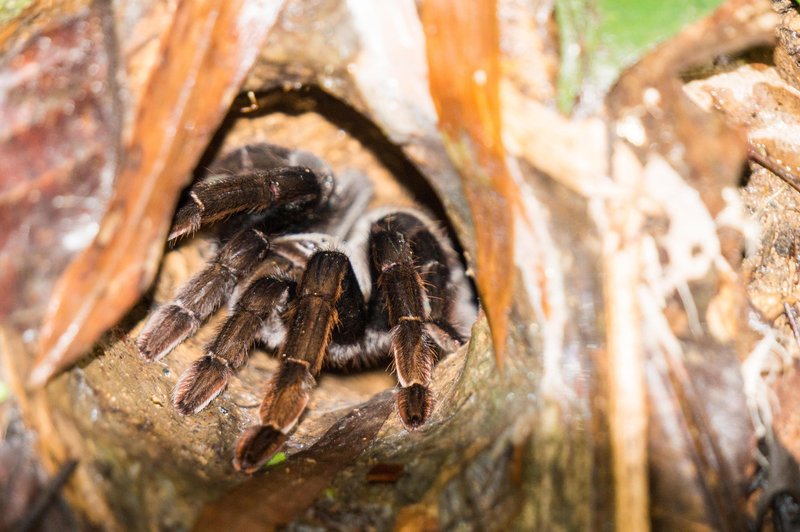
[136,143,475,473]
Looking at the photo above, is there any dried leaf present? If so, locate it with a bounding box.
[609,1,774,212]
[421,0,518,368]
[686,64,800,188]
[648,341,752,530]
[772,366,800,470]
[600,2,773,527]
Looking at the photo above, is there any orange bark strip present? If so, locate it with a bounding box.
[31,0,283,385]
[421,0,517,367]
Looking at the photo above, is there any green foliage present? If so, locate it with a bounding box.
[556,0,724,112]
[0,0,31,25]
[265,451,287,468]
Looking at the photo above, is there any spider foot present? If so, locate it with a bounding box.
[137,305,198,361]
[233,424,287,474]
[168,197,203,242]
[173,355,232,415]
[396,383,433,430]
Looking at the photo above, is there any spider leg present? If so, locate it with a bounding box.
[168,166,327,241]
[322,242,392,372]
[403,216,470,352]
[369,212,468,430]
[172,273,296,415]
[234,250,366,473]
[136,227,271,361]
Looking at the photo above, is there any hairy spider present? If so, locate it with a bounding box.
[136,143,475,473]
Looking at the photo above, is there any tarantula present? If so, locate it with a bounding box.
[136,143,475,473]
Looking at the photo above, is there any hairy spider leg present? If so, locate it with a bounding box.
[321,243,392,372]
[369,212,463,430]
[168,166,326,241]
[400,215,469,351]
[167,235,334,414]
[173,274,297,415]
[137,227,271,361]
[234,250,366,473]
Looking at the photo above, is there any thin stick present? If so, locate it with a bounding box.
[784,302,800,351]
[11,460,77,532]
[749,144,800,195]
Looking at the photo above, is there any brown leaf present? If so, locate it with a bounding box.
[687,65,800,197]
[609,0,772,217]
[31,0,284,385]
[648,340,752,530]
[421,0,518,368]
[772,364,800,466]
[603,2,770,528]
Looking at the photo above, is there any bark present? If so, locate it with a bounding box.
[0,0,793,530]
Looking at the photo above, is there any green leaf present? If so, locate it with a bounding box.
[0,381,8,404]
[264,451,287,468]
[556,0,725,112]
[0,0,32,25]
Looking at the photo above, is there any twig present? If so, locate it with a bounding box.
[783,302,800,351]
[749,144,800,195]
[10,460,77,532]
